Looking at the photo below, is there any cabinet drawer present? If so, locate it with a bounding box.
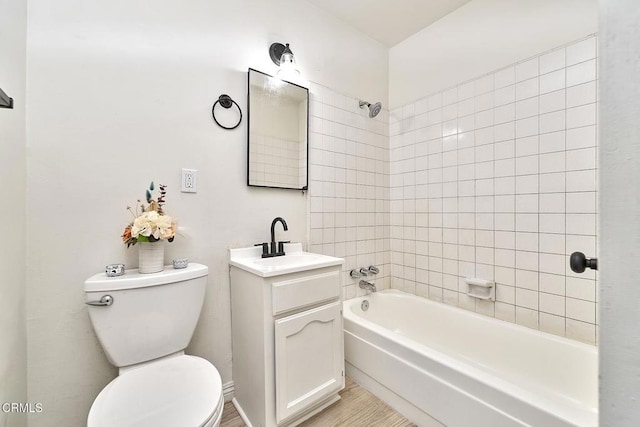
[272,269,340,315]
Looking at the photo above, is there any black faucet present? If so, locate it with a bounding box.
[255,217,289,258]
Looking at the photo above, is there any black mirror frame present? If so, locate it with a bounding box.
[247,68,309,191]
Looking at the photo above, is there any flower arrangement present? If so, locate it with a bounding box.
[122,182,176,247]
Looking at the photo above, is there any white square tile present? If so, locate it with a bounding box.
[516,269,538,290]
[428,93,443,111]
[566,277,596,301]
[539,131,565,154]
[496,231,516,249]
[494,85,516,106]
[566,298,596,323]
[540,48,566,74]
[494,158,515,177]
[475,110,494,129]
[516,135,538,157]
[516,58,539,82]
[494,140,515,160]
[539,90,566,114]
[458,81,475,100]
[539,253,565,275]
[494,214,515,233]
[494,104,515,124]
[516,78,539,101]
[566,147,596,171]
[539,193,565,213]
[495,248,515,267]
[567,37,597,66]
[475,74,495,95]
[539,233,565,254]
[540,111,566,134]
[515,213,538,232]
[566,192,596,214]
[516,155,539,175]
[540,292,565,316]
[539,272,565,295]
[494,66,516,88]
[539,151,565,174]
[515,116,538,138]
[495,177,515,196]
[495,195,515,213]
[566,59,597,87]
[539,69,565,94]
[457,98,475,117]
[540,172,566,193]
[566,125,596,150]
[566,169,596,192]
[567,81,597,108]
[516,175,538,194]
[566,104,597,129]
[494,122,515,142]
[516,195,538,213]
[539,213,565,234]
[516,98,539,120]
[566,213,596,235]
[516,288,539,309]
[515,231,538,251]
[475,92,495,112]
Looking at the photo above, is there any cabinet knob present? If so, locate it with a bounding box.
[570,252,598,273]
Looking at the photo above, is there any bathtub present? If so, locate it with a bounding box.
[343,290,598,427]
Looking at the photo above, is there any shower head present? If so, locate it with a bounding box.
[359,100,382,118]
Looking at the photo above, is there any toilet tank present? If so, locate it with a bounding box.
[84,264,208,367]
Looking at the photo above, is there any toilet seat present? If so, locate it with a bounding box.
[88,355,223,427]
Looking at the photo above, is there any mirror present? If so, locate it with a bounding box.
[248,68,309,190]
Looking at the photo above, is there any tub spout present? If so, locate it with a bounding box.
[359,280,376,293]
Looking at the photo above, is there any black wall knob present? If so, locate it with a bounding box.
[570,252,598,273]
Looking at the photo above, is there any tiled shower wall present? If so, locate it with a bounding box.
[389,35,599,344]
[308,83,391,298]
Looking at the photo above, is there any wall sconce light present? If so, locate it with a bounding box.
[0,87,13,109]
[269,42,300,81]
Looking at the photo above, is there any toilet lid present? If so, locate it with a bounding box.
[88,355,222,427]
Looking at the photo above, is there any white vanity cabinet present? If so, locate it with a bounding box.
[229,245,344,427]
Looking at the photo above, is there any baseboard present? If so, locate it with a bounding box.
[223,381,234,402]
[232,398,254,427]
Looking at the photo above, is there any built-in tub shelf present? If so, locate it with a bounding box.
[465,278,495,301]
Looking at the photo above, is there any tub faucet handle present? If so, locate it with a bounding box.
[368,266,379,274]
[350,269,363,279]
[359,267,370,276]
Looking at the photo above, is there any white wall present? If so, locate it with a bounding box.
[389,0,598,109]
[599,0,640,424]
[24,1,388,426]
[0,0,27,426]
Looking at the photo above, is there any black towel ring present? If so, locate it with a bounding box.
[212,94,242,130]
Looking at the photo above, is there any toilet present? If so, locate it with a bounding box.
[84,263,223,427]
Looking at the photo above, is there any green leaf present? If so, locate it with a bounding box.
[149,181,155,191]
[145,190,152,203]
[137,235,150,242]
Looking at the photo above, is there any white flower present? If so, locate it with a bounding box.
[131,211,176,241]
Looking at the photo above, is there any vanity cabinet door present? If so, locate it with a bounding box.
[274,300,344,424]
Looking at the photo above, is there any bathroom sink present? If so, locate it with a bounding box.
[229,243,343,277]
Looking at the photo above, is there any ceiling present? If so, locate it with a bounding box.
[307,0,473,47]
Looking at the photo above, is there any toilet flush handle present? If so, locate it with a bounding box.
[85,295,113,307]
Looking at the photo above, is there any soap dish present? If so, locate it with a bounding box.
[173,258,189,269]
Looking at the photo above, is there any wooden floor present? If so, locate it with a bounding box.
[220,377,415,427]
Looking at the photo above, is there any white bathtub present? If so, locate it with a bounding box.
[343,290,598,427]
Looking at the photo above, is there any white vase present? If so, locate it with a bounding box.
[138,241,165,274]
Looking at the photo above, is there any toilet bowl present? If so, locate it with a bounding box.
[84,264,223,426]
[88,355,223,427]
